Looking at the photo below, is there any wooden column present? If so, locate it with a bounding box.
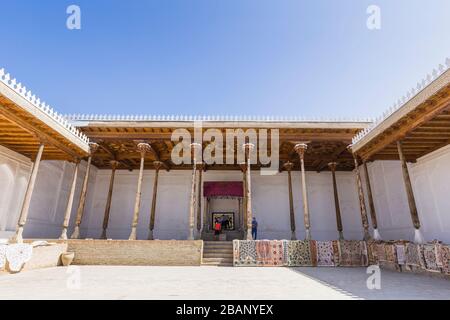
[283,162,296,240]
[294,143,311,240]
[328,162,344,240]
[59,160,80,240]
[11,143,45,243]
[129,143,151,240]
[243,143,254,240]
[196,163,204,238]
[363,161,382,240]
[203,197,210,232]
[240,163,248,239]
[148,161,163,240]
[71,143,99,239]
[100,160,119,239]
[352,153,371,240]
[188,143,201,240]
[397,141,424,243]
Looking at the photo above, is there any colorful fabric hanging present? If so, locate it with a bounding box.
[422,243,440,272]
[316,241,336,267]
[287,240,314,266]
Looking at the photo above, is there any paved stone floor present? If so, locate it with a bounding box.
[0,266,449,300]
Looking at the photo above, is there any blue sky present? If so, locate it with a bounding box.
[0,0,449,119]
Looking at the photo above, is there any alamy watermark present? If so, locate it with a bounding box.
[366,265,381,290]
[66,5,81,30]
[170,122,280,175]
[366,5,381,30]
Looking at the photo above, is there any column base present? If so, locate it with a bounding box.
[59,228,68,240]
[10,226,24,244]
[291,230,297,240]
[373,228,382,241]
[70,226,81,239]
[100,229,107,240]
[414,228,425,244]
[338,231,344,240]
[128,227,137,240]
[148,229,154,240]
[305,229,311,241]
[246,229,253,240]
[187,228,195,240]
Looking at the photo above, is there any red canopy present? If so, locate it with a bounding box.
[203,181,244,197]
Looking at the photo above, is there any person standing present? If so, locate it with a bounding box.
[252,217,258,240]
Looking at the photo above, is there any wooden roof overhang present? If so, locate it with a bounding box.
[74,120,369,172]
[0,79,90,161]
[352,69,450,162]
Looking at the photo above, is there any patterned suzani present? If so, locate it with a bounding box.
[423,244,440,272]
[0,245,7,270]
[236,240,257,266]
[287,240,313,266]
[405,243,424,268]
[5,244,33,272]
[395,244,406,265]
[316,241,335,266]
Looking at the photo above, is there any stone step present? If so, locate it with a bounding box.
[202,258,233,265]
[204,248,233,252]
[203,253,233,259]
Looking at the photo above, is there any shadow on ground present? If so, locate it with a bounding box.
[288,267,450,300]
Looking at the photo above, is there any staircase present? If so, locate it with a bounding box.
[202,241,233,267]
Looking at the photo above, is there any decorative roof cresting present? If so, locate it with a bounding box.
[65,114,373,123]
[352,57,450,146]
[0,68,89,145]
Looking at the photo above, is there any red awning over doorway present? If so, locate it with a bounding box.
[203,181,243,198]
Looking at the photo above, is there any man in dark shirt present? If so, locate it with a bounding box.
[251,217,258,240]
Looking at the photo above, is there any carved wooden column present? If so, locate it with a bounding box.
[240,163,248,238]
[11,143,45,243]
[203,197,210,232]
[100,160,119,239]
[243,143,255,240]
[188,143,201,240]
[294,143,311,240]
[328,162,344,240]
[283,162,296,240]
[148,161,163,240]
[363,161,382,240]
[397,141,424,243]
[129,143,151,240]
[71,142,98,239]
[59,160,80,240]
[196,163,204,239]
[352,153,371,240]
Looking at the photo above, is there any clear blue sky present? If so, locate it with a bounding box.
[1,0,449,119]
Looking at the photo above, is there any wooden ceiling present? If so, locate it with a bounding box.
[0,96,88,161]
[354,83,450,162]
[80,125,362,171]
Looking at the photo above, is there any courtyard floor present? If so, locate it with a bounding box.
[0,266,449,300]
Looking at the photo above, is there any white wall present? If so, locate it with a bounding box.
[0,145,31,238]
[364,144,450,243]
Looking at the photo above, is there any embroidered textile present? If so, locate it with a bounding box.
[316,241,335,266]
[5,244,33,272]
[423,244,440,272]
[235,240,257,266]
[255,240,285,266]
[395,244,406,265]
[338,241,368,267]
[405,243,424,268]
[287,240,313,266]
